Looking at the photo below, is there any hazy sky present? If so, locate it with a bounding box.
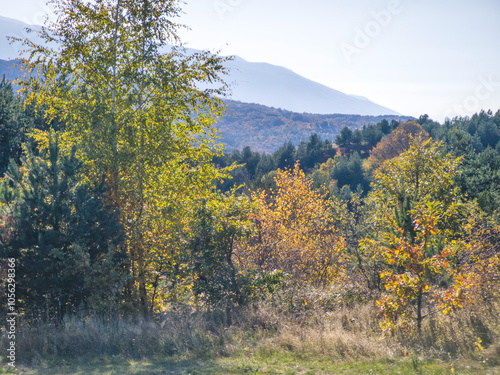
[1,0,499,121]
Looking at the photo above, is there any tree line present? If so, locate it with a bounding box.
[0,0,499,337]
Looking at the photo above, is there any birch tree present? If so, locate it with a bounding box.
[18,0,230,312]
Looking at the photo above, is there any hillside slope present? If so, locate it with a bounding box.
[0,16,43,61]
[222,56,399,116]
[0,58,410,153]
[218,100,412,153]
[0,16,399,116]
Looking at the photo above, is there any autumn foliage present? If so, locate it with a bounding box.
[0,2,499,369]
[368,121,429,168]
[236,164,346,285]
[364,138,476,331]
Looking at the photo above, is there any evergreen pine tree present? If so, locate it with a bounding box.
[0,77,30,175]
[0,138,126,320]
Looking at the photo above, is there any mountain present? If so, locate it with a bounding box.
[218,100,412,153]
[222,56,399,116]
[0,16,399,116]
[0,16,408,152]
[0,16,43,61]
[0,59,22,83]
[0,57,411,153]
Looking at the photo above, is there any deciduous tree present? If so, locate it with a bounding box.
[368,121,428,168]
[238,164,346,285]
[362,138,473,332]
[187,192,255,308]
[18,0,231,312]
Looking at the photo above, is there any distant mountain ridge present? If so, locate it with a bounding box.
[0,15,400,116]
[222,56,399,116]
[0,15,409,152]
[219,100,412,153]
[0,16,44,61]
[0,58,411,153]
[0,59,22,83]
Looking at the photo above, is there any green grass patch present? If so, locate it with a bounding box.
[1,353,497,375]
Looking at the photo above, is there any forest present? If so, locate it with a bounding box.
[0,0,499,373]
[214,100,411,153]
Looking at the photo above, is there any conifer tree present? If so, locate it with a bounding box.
[0,138,125,320]
[0,77,29,175]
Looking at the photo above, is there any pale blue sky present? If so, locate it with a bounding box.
[1,0,499,121]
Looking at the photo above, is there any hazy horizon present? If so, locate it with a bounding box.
[1,0,499,122]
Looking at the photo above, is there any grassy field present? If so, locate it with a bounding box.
[1,353,499,374]
[1,300,499,374]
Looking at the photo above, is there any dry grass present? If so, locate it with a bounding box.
[7,308,231,364]
[1,290,499,372]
